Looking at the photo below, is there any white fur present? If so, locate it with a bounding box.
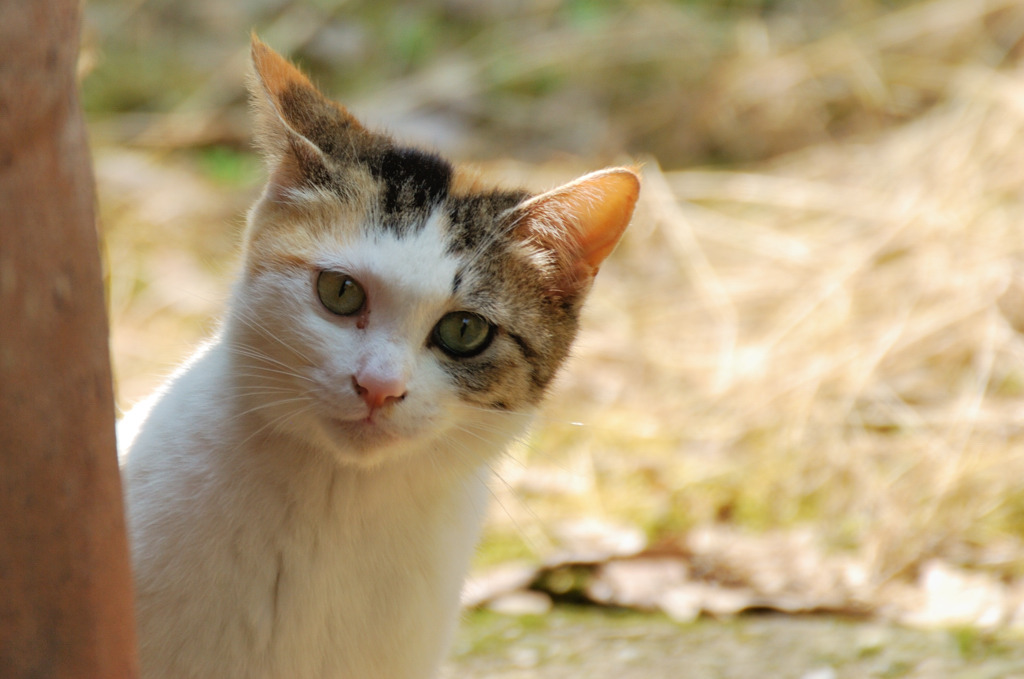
[120,210,531,679]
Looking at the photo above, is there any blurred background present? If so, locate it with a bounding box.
[85,0,1024,666]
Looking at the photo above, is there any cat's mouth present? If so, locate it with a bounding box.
[324,412,388,430]
[320,412,404,451]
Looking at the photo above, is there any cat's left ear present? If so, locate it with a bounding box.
[513,167,640,295]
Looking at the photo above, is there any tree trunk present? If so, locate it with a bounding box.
[0,1,139,677]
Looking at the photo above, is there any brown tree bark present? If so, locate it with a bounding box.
[0,2,139,677]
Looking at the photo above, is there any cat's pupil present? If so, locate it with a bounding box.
[317,271,366,316]
[433,312,494,358]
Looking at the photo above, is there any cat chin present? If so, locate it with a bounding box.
[304,412,427,468]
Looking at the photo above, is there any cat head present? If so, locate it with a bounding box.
[229,37,639,468]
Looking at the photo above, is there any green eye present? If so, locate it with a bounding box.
[316,271,366,316]
[432,312,495,358]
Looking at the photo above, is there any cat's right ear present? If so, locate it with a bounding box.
[248,35,363,199]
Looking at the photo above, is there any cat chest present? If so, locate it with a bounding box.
[223,483,477,677]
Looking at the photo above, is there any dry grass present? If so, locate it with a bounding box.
[95,0,1024,599]
[507,69,1024,586]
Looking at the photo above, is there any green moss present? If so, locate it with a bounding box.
[83,49,198,113]
[994,370,1024,397]
[472,530,535,569]
[949,626,1015,660]
[878,660,914,678]
[195,147,261,188]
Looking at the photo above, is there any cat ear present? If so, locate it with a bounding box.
[513,168,640,295]
[248,35,365,197]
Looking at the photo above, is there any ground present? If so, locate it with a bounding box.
[445,608,1024,679]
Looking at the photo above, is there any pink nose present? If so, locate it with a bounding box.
[352,374,407,410]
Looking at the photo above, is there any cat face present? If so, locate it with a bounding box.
[229,38,639,467]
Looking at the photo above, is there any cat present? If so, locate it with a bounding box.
[118,36,639,679]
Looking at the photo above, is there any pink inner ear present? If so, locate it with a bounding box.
[522,168,641,282]
[573,170,641,272]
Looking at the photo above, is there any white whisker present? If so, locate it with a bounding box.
[439,432,544,556]
[227,345,318,384]
[227,388,301,399]
[234,364,315,384]
[235,397,314,421]
[229,346,302,371]
[228,401,318,453]
[230,308,315,365]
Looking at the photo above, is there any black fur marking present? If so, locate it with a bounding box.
[444,358,509,394]
[279,84,349,159]
[445,190,531,255]
[528,366,547,390]
[452,271,463,295]
[368,147,452,225]
[506,331,538,360]
[287,136,333,189]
